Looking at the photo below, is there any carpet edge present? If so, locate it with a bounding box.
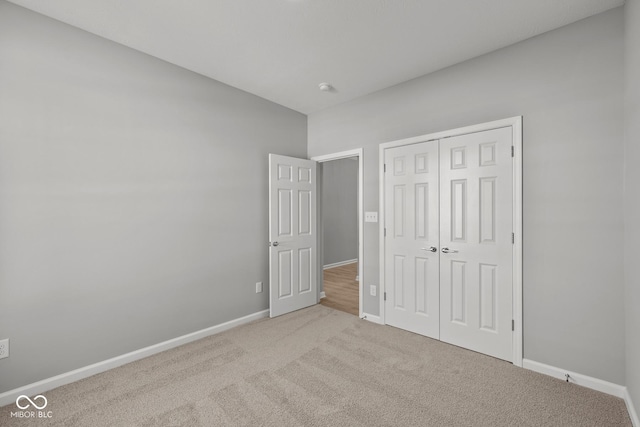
[0,309,269,407]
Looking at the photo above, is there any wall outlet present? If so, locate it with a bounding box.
[0,339,9,360]
[370,285,377,297]
[256,281,263,293]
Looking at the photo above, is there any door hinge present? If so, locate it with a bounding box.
[384,228,387,237]
[512,319,515,331]
[384,164,387,173]
[384,292,387,301]
[512,232,515,244]
[511,146,514,157]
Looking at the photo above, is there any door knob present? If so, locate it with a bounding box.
[441,247,458,253]
[271,242,279,247]
[421,246,437,252]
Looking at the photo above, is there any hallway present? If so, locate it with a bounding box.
[320,262,358,316]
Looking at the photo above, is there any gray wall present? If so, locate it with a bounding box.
[0,2,306,393]
[322,159,358,266]
[624,0,640,412]
[308,8,625,384]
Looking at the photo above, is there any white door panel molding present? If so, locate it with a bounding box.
[379,117,523,366]
[269,154,318,317]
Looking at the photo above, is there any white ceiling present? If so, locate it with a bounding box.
[7,0,624,114]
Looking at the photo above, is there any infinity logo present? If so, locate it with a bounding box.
[16,395,47,410]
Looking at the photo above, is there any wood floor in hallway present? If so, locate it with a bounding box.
[320,262,359,316]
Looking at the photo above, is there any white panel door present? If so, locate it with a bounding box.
[384,141,440,339]
[269,154,317,318]
[439,127,513,361]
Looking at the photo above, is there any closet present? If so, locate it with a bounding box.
[381,120,521,362]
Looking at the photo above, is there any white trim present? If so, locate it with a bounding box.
[378,117,522,150]
[512,118,524,367]
[624,388,640,427]
[361,313,383,324]
[323,259,357,270]
[0,309,269,408]
[522,359,626,398]
[320,291,326,299]
[311,148,364,319]
[379,117,523,366]
[524,358,638,425]
[379,142,386,322]
[312,149,361,162]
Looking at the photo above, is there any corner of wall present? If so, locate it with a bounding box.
[625,0,640,421]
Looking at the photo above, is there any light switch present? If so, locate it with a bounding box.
[365,212,378,223]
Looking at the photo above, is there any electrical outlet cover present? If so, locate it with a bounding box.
[0,339,9,359]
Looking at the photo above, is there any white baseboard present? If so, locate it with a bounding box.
[0,309,269,408]
[625,388,640,427]
[523,359,638,425]
[320,291,326,299]
[522,359,626,398]
[323,259,357,270]
[361,313,383,325]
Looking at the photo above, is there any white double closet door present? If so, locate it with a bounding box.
[384,127,513,361]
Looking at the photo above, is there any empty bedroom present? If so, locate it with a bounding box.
[0,0,639,426]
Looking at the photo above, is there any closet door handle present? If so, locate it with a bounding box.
[441,247,458,254]
[421,246,437,253]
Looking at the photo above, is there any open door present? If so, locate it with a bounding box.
[269,154,318,317]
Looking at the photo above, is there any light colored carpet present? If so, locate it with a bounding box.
[0,305,632,426]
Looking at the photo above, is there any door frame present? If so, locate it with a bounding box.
[378,117,523,366]
[311,148,364,318]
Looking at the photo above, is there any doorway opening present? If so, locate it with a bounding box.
[311,149,364,318]
[321,261,358,315]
